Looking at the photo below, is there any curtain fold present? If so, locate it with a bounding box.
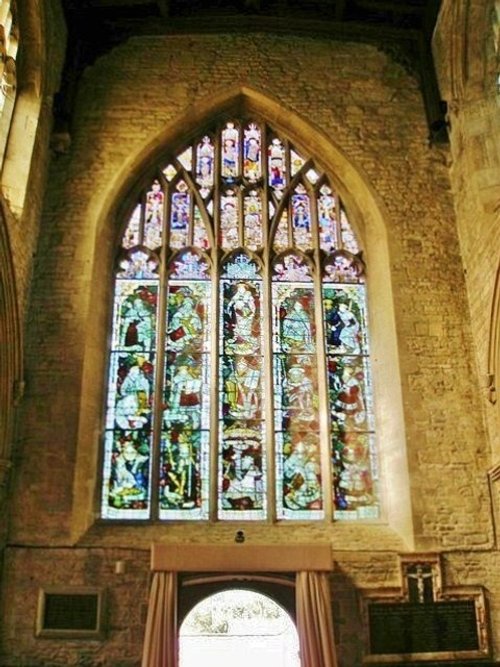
[296,570,337,667]
[141,571,178,667]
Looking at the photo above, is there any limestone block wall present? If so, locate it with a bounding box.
[3,31,498,665]
[433,0,500,465]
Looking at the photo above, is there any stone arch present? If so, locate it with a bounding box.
[0,0,62,215]
[0,198,21,505]
[434,0,496,104]
[73,86,413,547]
[488,260,500,407]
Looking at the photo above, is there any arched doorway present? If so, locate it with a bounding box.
[179,588,301,667]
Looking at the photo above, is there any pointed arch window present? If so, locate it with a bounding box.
[101,119,378,522]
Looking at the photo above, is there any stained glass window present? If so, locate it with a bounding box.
[101,119,379,522]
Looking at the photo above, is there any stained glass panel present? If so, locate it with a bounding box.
[163,164,177,182]
[272,270,323,520]
[101,277,158,519]
[144,180,164,249]
[221,123,240,181]
[177,147,192,171]
[243,123,262,182]
[220,190,239,249]
[268,138,286,193]
[323,281,378,520]
[160,279,211,520]
[122,204,141,249]
[193,206,210,250]
[170,182,190,249]
[290,149,305,176]
[340,207,360,254]
[219,254,266,519]
[274,210,289,252]
[291,185,312,250]
[318,185,337,252]
[196,136,214,189]
[243,191,263,250]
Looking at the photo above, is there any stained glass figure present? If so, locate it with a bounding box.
[219,254,266,519]
[318,185,338,252]
[170,182,190,249]
[103,117,378,524]
[323,285,367,356]
[113,282,158,352]
[221,123,239,181]
[274,210,289,251]
[220,190,239,249]
[144,180,164,249]
[196,136,214,189]
[193,206,210,250]
[243,123,262,182]
[243,191,263,250]
[291,184,312,250]
[122,204,141,249]
[268,138,286,192]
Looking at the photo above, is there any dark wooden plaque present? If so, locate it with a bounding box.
[36,587,105,638]
[368,601,479,655]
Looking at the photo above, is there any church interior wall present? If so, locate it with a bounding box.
[0,15,499,667]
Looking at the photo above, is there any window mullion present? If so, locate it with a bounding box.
[310,190,333,522]
[209,126,222,522]
[150,178,172,520]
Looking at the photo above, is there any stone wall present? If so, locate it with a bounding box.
[3,29,498,665]
[433,0,500,465]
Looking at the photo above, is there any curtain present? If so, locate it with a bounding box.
[141,571,178,667]
[296,570,337,667]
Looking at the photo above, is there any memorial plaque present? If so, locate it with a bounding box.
[368,601,479,655]
[361,554,490,663]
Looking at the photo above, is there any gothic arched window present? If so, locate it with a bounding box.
[101,119,379,523]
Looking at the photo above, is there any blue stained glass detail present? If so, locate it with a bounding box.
[169,250,210,280]
[222,252,259,280]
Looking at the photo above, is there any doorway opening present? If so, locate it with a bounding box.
[179,588,301,667]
